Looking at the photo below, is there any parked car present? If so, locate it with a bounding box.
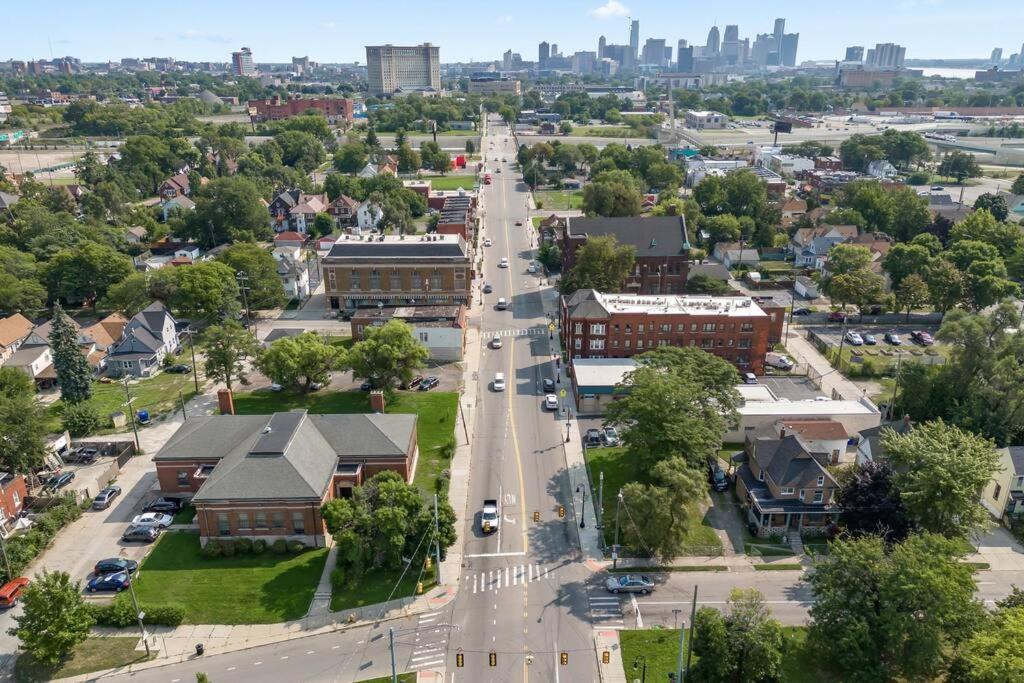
[844,331,864,346]
[602,426,620,446]
[94,558,138,576]
[166,364,192,374]
[144,497,182,514]
[605,574,655,595]
[131,512,173,529]
[483,283,493,294]
[542,378,556,393]
[401,375,424,390]
[270,382,284,392]
[708,459,729,492]
[884,332,902,345]
[419,376,440,391]
[92,486,122,510]
[765,353,795,371]
[742,372,758,385]
[44,471,75,493]
[88,571,131,593]
[911,330,934,346]
[827,311,848,322]
[862,333,877,346]
[122,525,159,543]
[515,219,523,226]
[585,429,604,446]
[65,446,98,464]
[0,578,29,608]
[792,307,811,316]
[543,394,559,410]
[490,335,503,349]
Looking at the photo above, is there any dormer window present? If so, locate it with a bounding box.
[816,475,825,486]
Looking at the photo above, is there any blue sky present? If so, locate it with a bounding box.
[2,0,1019,63]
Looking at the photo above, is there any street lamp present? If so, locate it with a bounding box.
[632,655,647,683]
[576,484,586,529]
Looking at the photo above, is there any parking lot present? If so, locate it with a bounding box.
[806,324,941,350]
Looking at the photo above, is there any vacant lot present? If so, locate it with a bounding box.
[418,174,478,191]
[534,190,584,210]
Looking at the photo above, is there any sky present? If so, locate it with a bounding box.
[1,0,1020,64]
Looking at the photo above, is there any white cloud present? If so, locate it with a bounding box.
[589,0,629,19]
[495,15,513,24]
[176,29,228,43]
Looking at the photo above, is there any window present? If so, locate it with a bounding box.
[217,513,229,534]
[660,324,671,332]
[271,511,285,528]
[816,475,825,486]
[813,491,824,503]
[658,339,669,346]
[799,489,805,500]
[994,483,1002,501]
[690,323,697,332]
[758,470,764,481]
[238,513,250,529]
[716,339,723,347]
[624,339,631,348]
[327,268,336,289]
[11,491,20,506]
[638,324,645,333]
[738,339,751,349]
[740,322,754,332]
[293,512,305,534]
[701,339,714,349]
[255,512,268,529]
[430,271,442,290]
[636,339,644,349]
[689,339,696,346]
[611,340,619,348]
[613,324,620,333]
[369,270,381,289]
[350,270,361,290]
[177,470,189,486]
[702,323,716,332]
[676,324,685,332]
[411,272,423,289]
[574,338,581,350]
[574,322,583,334]
[590,323,606,335]
[781,487,794,495]
[625,324,632,333]
[727,339,734,347]
[590,339,605,350]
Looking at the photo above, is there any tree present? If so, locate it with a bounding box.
[181,176,272,248]
[217,243,287,310]
[1012,173,1024,196]
[960,607,1024,681]
[974,193,1010,221]
[7,570,94,666]
[807,534,983,683]
[883,242,931,290]
[895,273,931,322]
[889,186,932,241]
[202,321,259,391]
[559,121,573,135]
[0,246,46,314]
[690,589,784,683]
[273,130,325,172]
[884,421,1002,538]
[49,304,92,404]
[840,181,894,232]
[582,178,642,217]
[257,332,344,391]
[173,262,242,323]
[925,258,965,314]
[45,242,134,307]
[938,150,982,183]
[559,235,635,295]
[950,210,1023,257]
[312,213,335,239]
[702,214,742,248]
[395,144,421,173]
[536,241,561,271]
[0,368,49,474]
[344,320,428,394]
[334,142,368,175]
[827,243,872,277]
[836,460,914,542]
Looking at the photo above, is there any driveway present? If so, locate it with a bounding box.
[784,327,871,401]
[704,491,748,556]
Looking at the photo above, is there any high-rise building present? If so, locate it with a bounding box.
[845,46,864,62]
[706,25,721,55]
[539,41,550,67]
[598,35,607,59]
[642,38,669,66]
[724,25,739,43]
[866,42,906,68]
[231,47,255,77]
[773,18,785,42]
[991,48,1004,64]
[292,56,311,75]
[722,25,741,64]
[0,91,11,124]
[629,20,640,61]
[365,43,440,95]
[677,45,694,72]
[780,33,799,67]
[551,44,559,57]
[571,51,597,75]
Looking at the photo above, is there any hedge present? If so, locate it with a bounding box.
[90,597,185,627]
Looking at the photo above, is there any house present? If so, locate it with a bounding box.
[20,316,109,375]
[107,302,181,378]
[350,305,467,361]
[268,189,328,234]
[854,417,913,467]
[780,198,807,220]
[996,191,1024,221]
[686,262,732,286]
[794,276,820,299]
[125,226,148,244]
[153,410,419,547]
[927,193,973,224]
[795,235,849,270]
[315,236,337,253]
[274,231,307,249]
[727,384,881,442]
[0,472,27,532]
[161,195,195,221]
[6,345,55,388]
[158,174,191,200]
[0,191,19,211]
[272,246,311,300]
[571,357,637,414]
[981,447,1024,521]
[358,156,399,178]
[734,433,840,537]
[790,225,856,253]
[356,200,384,232]
[713,242,760,269]
[174,246,202,261]
[327,194,360,227]
[866,160,897,180]
[769,419,851,466]
[0,313,33,365]
[82,313,129,349]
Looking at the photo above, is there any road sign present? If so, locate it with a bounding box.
[548,322,555,331]
[559,389,566,398]
[489,651,497,667]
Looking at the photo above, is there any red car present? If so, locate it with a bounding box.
[0,577,29,608]
[911,330,934,346]
[827,311,848,322]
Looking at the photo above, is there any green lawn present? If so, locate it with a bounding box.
[171,505,196,525]
[14,637,152,682]
[132,531,329,624]
[569,126,636,138]
[330,562,436,612]
[231,389,458,500]
[585,447,722,555]
[46,371,204,434]
[419,175,478,191]
[533,190,584,210]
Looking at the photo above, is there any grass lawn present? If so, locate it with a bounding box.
[754,563,804,571]
[531,216,544,228]
[533,190,584,211]
[585,446,722,555]
[171,506,196,524]
[419,175,478,191]
[133,531,329,624]
[569,126,635,138]
[45,372,204,434]
[232,389,458,500]
[14,637,153,682]
[330,561,436,612]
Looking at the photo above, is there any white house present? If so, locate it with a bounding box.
[108,302,181,378]
[161,195,195,221]
[272,246,311,300]
[867,160,897,179]
[712,242,760,269]
[174,246,202,261]
[5,345,53,386]
[794,276,820,299]
[356,201,384,232]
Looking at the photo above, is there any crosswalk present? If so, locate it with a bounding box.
[407,611,448,671]
[483,327,548,339]
[468,563,551,594]
[587,588,625,628]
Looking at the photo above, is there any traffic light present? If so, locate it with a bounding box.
[560,652,568,666]
[533,510,540,522]
[602,650,610,664]
[489,651,497,667]
[456,653,464,668]
[558,505,565,518]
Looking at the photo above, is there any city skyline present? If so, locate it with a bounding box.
[0,0,1019,64]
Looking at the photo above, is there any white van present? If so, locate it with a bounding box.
[497,298,508,310]
[493,373,506,391]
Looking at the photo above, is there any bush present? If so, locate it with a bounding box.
[252,539,267,554]
[2,499,83,582]
[272,539,288,555]
[201,540,223,558]
[906,170,931,185]
[220,540,236,557]
[234,537,253,554]
[91,599,184,627]
[62,402,101,437]
[287,540,306,553]
[330,568,347,591]
[143,604,185,627]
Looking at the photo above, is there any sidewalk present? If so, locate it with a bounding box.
[784,326,870,401]
[595,628,627,683]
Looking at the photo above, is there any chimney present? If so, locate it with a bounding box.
[218,389,235,415]
[369,390,386,413]
[666,202,678,216]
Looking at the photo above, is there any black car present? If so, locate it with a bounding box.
[360,380,375,391]
[401,375,424,390]
[419,376,440,391]
[65,446,98,464]
[166,364,192,374]
[542,378,556,393]
[144,497,183,514]
[792,307,811,316]
[94,558,139,576]
[44,471,75,492]
[92,486,122,510]
[122,525,159,543]
[482,283,493,294]
[708,465,728,492]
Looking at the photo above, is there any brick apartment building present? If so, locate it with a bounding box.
[561,290,784,374]
[248,95,354,123]
[560,215,691,295]
[321,234,471,310]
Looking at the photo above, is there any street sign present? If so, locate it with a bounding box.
[548,322,556,332]
[559,389,566,398]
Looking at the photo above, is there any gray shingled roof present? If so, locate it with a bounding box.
[134,302,173,341]
[111,328,162,356]
[755,435,834,489]
[1007,447,1024,475]
[309,414,414,457]
[563,289,609,320]
[566,215,690,256]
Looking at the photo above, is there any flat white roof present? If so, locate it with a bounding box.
[688,110,724,117]
[737,385,776,402]
[595,292,767,318]
[573,358,637,387]
[739,399,879,417]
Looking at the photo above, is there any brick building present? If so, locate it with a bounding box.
[561,215,690,295]
[321,234,471,310]
[560,290,783,375]
[248,96,354,123]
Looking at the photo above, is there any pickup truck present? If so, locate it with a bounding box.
[481,499,500,534]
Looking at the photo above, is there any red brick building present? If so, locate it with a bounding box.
[561,290,784,375]
[248,96,354,123]
[154,411,418,547]
[560,215,691,295]
[0,473,27,530]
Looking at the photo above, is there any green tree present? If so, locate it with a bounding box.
[559,235,636,295]
[50,304,92,404]
[702,214,742,248]
[344,320,428,394]
[690,589,785,683]
[273,130,325,172]
[257,332,344,392]
[889,186,932,241]
[312,213,335,239]
[883,242,931,289]
[173,262,242,323]
[45,243,134,307]
[181,176,272,248]
[840,180,893,232]
[974,193,1010,221]
[0,246,46,314]
[217,243,287,310]
[202,321,259,391]
[827,243,872,277]
[925,257,965,314]
[836,460,914,543]
[884,421,1002,538]
[895,273,931,322]
[536,241,561,270]
[950,210,1023,257]
[582,177,642,217]
[1011,173,1024,195]
[938,150,982,182]
[618,457,707,558]
[334,142,368,175]
[7,570,95,666]
[0,368,49,474]
[960,607,1024,681]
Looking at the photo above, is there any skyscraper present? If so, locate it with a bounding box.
[642,38,668,66]
[551,44,559,57]
[706,25,720,55]
[598,35,607,59]
[365,43,440,95]
[780,33,799,67]
[845,46,864,62]
[677,45,694,72]
[991,48,1003,64]
[630,20,640,61]
[866,43,906,68]
[773,18,785,42]
[722,25,741,64]
[539,41,550,67]
[231,47,255,77]
[724,25,739,43]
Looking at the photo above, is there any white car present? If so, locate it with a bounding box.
[543,394,559,410]
[131,512,173,529]
[498,257,509,268]
[845,331,864,346]
[527,263,537,274]
[490,335,502,349]
[493,373,506,391]
[483,238,492,247]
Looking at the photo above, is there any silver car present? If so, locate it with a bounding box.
[605,574,655,594]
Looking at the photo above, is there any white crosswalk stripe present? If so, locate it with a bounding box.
[464,563,551,595]
[588,589,625,625]
[483,327,547,339]
[408,612,447,670]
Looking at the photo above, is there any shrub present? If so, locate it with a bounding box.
[220,540,235,557]
[906,170,931,185]
[330,568,347,591]
[63,402,102,437]
[91,600,184,627]
[234,537,253,554]
[287,540,305,553]
[271,539,288,555]
[252,539,267,554]
[143,604,185,627]
[201,540,223,558]
[1,499,83,582]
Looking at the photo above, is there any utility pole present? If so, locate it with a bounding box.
[179,390,187,420]
[684,585,698,680]
[127,572,150,657]
[612,489,623,568]
[122,377,140,453]
[888,352,904,421]
[187,330,199,393]
[389,627,397,683]
[236,270,252,334]
[433,493,442,585]
[596,471,604,530]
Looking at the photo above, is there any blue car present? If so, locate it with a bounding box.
[87,571,131,593]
